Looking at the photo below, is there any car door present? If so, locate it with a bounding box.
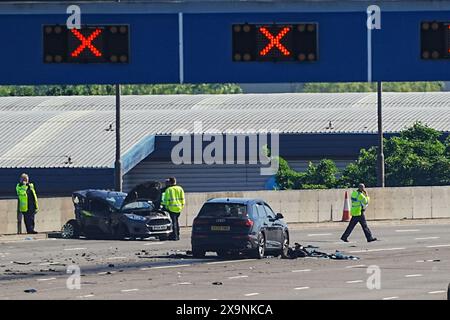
[89,199,112,234]
[255,202,275,248]
[263,203,283,248]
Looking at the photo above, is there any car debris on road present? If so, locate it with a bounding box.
[287,243,359,260]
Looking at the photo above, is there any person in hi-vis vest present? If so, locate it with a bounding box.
[16,173,39,234]
[341,183,377,243]
[162,177,185,241]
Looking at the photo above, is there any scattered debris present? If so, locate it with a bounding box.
[24,288,37,293]
[212,282,223,286]
[287,243,359,260]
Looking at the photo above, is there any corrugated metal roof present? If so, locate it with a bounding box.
[0,92,448,169]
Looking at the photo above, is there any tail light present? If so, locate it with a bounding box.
[234,219,253,227]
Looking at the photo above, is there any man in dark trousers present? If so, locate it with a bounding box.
[16,173,39,234]
[341,183,377,243]
[162,177,185,241]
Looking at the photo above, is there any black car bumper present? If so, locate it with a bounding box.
[125,220,172,237]
[191,233,258,251]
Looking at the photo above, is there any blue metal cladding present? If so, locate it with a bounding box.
[0,168,114,198]
[147,134,386,161]
[0,14,179,85]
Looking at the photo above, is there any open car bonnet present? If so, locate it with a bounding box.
[121,180,163,210]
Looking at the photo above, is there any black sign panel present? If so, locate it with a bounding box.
[421,21,450,60]
[232,23,318,62]
[43,25,130,63]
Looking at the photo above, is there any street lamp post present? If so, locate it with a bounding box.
[377,81,385,187]
[115,84,122,192]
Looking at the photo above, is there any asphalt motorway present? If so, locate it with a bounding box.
[0,219,449,300]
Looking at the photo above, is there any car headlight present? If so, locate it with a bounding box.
[124,214,146,222]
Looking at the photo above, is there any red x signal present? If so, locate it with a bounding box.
[259,27,291,56]
[70,28,103,58]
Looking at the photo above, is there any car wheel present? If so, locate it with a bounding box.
[192,247,206,258]
[252,233,266,259]
[114,223,129,240]
[280,232,290,259]
[61,220,80,239]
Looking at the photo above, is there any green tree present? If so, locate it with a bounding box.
[0,84,243,96]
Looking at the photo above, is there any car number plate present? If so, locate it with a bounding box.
[151,225,167,231]
[211,226,230,231]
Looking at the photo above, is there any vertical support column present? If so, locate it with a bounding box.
[115,84,122,192]
[377,81,385,187]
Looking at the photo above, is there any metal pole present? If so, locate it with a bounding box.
[377,81,385,187]
[115,84,122,192]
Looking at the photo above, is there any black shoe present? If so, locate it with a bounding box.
[28,231,38,234]
[340,237,349,243]
[367,238,378,242]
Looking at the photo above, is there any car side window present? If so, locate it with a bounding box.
[263,204,276,220]
[256,203,267,219]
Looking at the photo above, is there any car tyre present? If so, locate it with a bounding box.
[114,223,130,240]
[192,247,206,258]
[280,231,290,259]
[61,219,80,239]
[252,233,266,259]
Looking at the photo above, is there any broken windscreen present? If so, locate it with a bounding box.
[198,203,248,217]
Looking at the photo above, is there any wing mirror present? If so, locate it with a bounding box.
[276,213,284,220]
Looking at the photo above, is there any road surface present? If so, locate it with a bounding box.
[0,219,449,300]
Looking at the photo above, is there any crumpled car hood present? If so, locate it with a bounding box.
[121,180,163,210]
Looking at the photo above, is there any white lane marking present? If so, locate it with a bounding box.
[428,290,446,294]
[345,264,366,269]
[143,264,191,270]
[416,259,440,263]
[349,247,405,253]
[426,244,450,248]
[207,259,256,265]
[37,277,57,282]
[346,280,364,284]
[107,256,127,260]
[39,262,63,266]
[175,282,192,285]
[382,296,399,300]
[244,293,259,297]
[143,242,165,246]
[307,233,332,237]
[395,229,420,232]
[78,294,95,298]
[405,274,423,278]
[63,247,87,251]
[292,269,311,273]
[121,289,139,293]
[209,298,219,300]
[415,237,439,240]
[294,287,310,290]
[228,275,249,280]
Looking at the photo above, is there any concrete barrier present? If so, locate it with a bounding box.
[1,186,450,235]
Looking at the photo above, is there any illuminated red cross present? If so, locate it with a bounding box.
[70,28,103,58]
[259,27,291,56]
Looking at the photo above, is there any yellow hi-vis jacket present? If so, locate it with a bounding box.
[16,183,39,213]
[350,190,369,217]
[162,185,185,214]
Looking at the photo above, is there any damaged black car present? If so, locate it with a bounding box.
[61,181,173,240]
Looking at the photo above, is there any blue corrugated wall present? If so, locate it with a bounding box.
[0,168,114,198]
